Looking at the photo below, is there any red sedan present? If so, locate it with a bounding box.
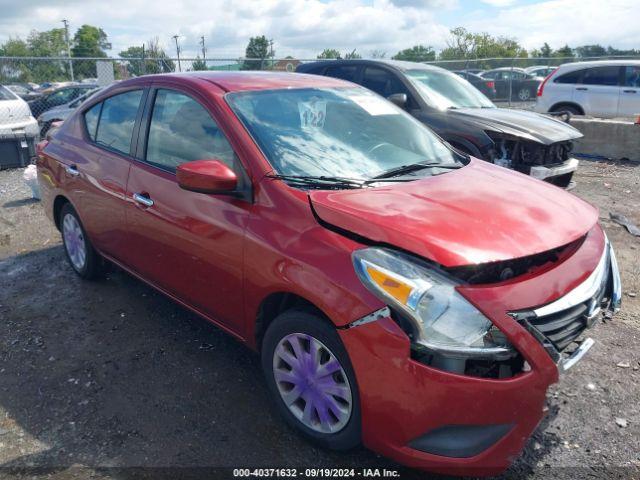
[36,72,621,476]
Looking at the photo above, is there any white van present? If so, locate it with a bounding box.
[535,60,640,118]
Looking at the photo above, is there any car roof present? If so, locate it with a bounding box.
[484,67,528,72]
[117,71,353,93]
[297,59,444,73]
[554,59,640,71]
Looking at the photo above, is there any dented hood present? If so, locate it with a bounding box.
[309,159,598,267]
[449,107,583,145]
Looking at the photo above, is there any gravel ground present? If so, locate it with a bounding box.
[0,161,639,480]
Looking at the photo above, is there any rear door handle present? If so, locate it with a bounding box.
[623,89,637,93]
[65,164,80,176]
[576,87,588,91]
[133,193,154,208]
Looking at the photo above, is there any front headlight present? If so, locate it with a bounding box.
[352,247,513,357]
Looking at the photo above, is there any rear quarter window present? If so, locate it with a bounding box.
[83,102,102,141]
[94,90,143,155]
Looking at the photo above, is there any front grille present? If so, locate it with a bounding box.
[529,263,610,351]
[510,243,614,356]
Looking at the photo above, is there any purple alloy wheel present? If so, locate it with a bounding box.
[62,213,86,271]
[273,332,353,434]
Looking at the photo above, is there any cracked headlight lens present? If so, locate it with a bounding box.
[353,247,512,356]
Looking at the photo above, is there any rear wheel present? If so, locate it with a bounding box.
[551,104,582,115]
[59,203,104,279]
[517,87,532,101]
[262,310,361,450]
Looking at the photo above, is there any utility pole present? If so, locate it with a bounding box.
[141,43,146,75]
[172,35,182,72]
[200,36,206,60]
[269,39,274,69]
[62,19,74,82]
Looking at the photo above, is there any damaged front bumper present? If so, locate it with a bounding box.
[529,157,579,182]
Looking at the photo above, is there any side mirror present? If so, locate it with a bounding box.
[387,93,407,108]
[176,159,237,194]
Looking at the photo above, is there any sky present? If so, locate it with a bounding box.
[0,0,637,59]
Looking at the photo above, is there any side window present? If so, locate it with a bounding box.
[324,65,358,82]
[623,66,640,87]
[582,66,620,86]
[555,69,583,84]
[83,102,102,141]
[48,89,75,105]
[482,71,497,79]
[95,90,143,155]
[361,67,407,98]
[145,89,237,173]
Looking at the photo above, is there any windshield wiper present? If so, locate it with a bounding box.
[266,174,366,189]
[371,162,461,180]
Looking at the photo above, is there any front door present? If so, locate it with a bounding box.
[573,65,622,117]
[123,86,252,332]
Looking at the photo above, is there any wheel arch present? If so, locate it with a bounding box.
[254,291,333,351]
[549,102,584,115]
[52,194,71,230]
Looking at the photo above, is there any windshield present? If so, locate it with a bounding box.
[405,69,495,110]
[0,86,18,101]
[227,87,463,180]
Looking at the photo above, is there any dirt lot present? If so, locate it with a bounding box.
[0,160,639,480]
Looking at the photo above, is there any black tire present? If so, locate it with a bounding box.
[551,104,582,115]
[261,309,361,451]
[517,87,532,101]
[59,203,104,280]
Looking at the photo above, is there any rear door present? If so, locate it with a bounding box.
[573,65,622,117]
[618,65,640,117]
[123,84,252,332]
[75,88,146,261]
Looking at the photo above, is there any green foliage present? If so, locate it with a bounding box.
[317,48,341,60]
[242,35,271,70]
[71,25,111,78]
[344,49,361,59]
[439,27,527,62]
[553,44,574,58]
[191,56,208,71]
[119,38,175,77]
[575,44,607,58]
[392,45,435,62]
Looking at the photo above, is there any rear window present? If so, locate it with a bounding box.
[94,90,143,155]
[554,69,583,84]
[582,66,620,86]
[83,102,102,141]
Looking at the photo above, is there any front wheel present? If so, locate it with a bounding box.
[262,310,361,450]
[60,203,104,279]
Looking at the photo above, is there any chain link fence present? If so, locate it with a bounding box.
[1,54,639,157]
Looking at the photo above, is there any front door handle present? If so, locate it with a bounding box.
[133,193,154,208]
[65,164,80,176]
[623,89,637,93]
[576,87,588,91]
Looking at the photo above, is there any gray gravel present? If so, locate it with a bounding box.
[0,161,639,480]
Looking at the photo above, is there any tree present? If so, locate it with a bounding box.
[71,25,112,78]
[554,44,574,58]
[191,56,207,71]
[242,35,271,70]
[317,48,341,60]
[392,45,435,62]
[370,49,386,59]
[575,44,607,58]
[344,49,361,60]
[539,42,552,57]
[439,27,527,61]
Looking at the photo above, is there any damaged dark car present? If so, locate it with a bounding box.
[297,59,582,188]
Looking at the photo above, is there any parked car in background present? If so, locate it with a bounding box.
[452,70,496,98]
[535,60,640,118]
[28,84,97,117]
[36,71,621,476]
[297,59,583,188]
[462,68,485,75]
[6,84,42,101]
[525,65,557,78]
[481,67,543,101]
[37,87,102,136]
[0,85,39,169]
